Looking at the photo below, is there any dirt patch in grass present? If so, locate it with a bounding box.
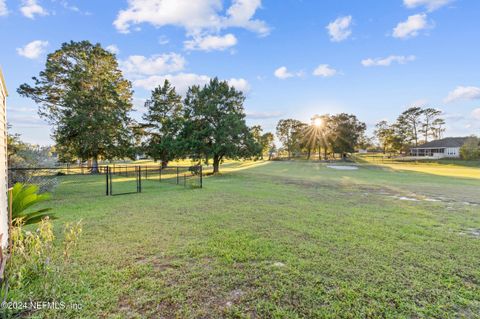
[327,165,359,170]
[253,172,480,207]
[459,229,480,238]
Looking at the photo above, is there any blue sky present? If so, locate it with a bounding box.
[1,0,479,145]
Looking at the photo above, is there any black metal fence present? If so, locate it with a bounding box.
[8,164,203,197]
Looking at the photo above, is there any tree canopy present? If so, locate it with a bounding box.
[374,106,445,154]
[460,136,480,160]
[328,113,367,156]
[142,79,184,167]
[276,119,306,159]
[16,40,455,169]
[183,78,261,173]
[17,40,134,171]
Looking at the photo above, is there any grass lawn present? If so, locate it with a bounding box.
[14,160,480,318]
[355,154,480,179]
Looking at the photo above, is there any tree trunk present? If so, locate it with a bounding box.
[161,160,168,168]
[318,146,321,160]
[213,155,220,174]
[307,149,311,160]
[91,156,99,174]
[413,123,418,147]
[324,148,327,160]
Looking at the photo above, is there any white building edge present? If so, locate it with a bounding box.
[0,68,8,248]
[409,137,468,159]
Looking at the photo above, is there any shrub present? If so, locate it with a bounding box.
[460,136,480,160]
[5,219,55,291]
[11,183,56,227]
[1,219,83,316]
[63,221,83,260]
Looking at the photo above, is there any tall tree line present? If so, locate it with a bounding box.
[18,40,447,169]
[374,107,445,154]
[275,114,367,159]
[18,41,261,174]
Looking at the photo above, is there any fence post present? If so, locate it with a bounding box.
[106,166,109,196]
[135,167,138,192]
[138,166,142,193]
[159,165,162,182]
[176,167,179,184]
[109,166,112,195]
[184,174,186,187]
[145,166,148,179]
[200,165,203,188]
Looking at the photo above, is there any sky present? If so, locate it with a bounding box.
[1,0,480,145]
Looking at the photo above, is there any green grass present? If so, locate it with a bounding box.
[12,161,480,318]
[355,153,480,179]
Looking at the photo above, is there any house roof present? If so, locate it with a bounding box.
[0,67,7,96]
[411,137,468,149]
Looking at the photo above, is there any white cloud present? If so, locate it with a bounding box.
[361,55,416,67]
[16,40,49,59]
[403,0,453,11]
[120,53,186,77]
[312,64,337,77]
[472,108,480,120]
[227,77,250,92]
[106,45,120,54]
[20,0,48,19]
[326,15,352,42]
[113,0,269,36]
[274,66,294,79]
[444,86,480,103]
[184,33,237,51]
[133,73,249,94]
[0,0,8,16]
[393,13,431,39]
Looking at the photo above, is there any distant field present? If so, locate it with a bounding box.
[14,160,480,318]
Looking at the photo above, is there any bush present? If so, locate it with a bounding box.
[1,219,83,316]
[460,136,480,160]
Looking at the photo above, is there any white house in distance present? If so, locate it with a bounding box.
[410,137,467,159]
[0,67,8,248]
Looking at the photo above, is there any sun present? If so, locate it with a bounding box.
[313,118,322,127]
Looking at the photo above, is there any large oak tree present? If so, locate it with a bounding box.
[18,40,134,172]
[328,113,366,158]
[183,78,260,173]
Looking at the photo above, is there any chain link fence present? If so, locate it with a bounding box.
[8,165,202,197]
